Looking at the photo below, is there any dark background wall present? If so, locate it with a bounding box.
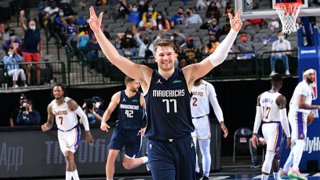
[0,77,298,156]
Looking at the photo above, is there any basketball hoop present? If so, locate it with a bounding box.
[274,1,302,34]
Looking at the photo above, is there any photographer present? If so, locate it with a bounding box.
[82,96,104,124]
[16,99,41,126]
[3,46,27,88]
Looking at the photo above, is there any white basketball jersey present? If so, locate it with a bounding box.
[289,80,312,114]
[191,80,216,117]
[50,97,78,131]
[260,91,281,122]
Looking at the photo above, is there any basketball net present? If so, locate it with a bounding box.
[274,2,302,34]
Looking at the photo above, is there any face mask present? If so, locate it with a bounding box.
[187,42,193,48]
[59,12,64,16]
[8,51,13,57]
[278,36,284,41]
[148,7,153,12]
[29,25,36,30]
[241,36,247,42]
[157,15,162,19]
[186,11,191,16]
[143,39,150,44]
[139,1,144,5]
[120,7,124,11]
[132,8,137,12]
[178,12,183,15]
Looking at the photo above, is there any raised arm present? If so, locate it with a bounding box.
[101,92,120,132]
[87,7,152,91]
[41,104,54,132]
[19,10,27,31]
[182,9,242,90]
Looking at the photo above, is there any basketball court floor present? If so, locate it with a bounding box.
[39,172,320,180]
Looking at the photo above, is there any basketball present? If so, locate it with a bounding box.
[307,112,314,125]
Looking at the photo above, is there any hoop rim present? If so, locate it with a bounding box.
[274,2,302,9]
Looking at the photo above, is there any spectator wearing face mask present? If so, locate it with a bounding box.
[129,4,141,26]
[112,0,131,21]
[141,4,158,21]
[179,38,201,65]
[204,33,220,53]
[156,12,171,32]
[3,46,27,88]
[170,7,186,28]
[270,31,291,76]
[206,2,221,20]
[207,18,221,38]
[132,26,161,58]
[235,32,255,59]
[19,10,41,86]
[185,7,203,27]
[120,30,138,57]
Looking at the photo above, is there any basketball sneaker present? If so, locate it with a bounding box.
[288,168,307,180]
[202,176,209,180]
[195,171,203,180]
[279,168,288,178]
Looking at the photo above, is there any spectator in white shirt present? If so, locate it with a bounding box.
[185,7,203,27]
[270,31,292,76]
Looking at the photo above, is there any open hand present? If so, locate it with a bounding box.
[87,6,103,32]
[228,8,243,32]
[100,121,110,132]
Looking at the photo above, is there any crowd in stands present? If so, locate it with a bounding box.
[0,0,317,90]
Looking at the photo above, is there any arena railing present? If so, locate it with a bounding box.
[0,60,66,88]
[62,49,299,86]
[260,50,298,77]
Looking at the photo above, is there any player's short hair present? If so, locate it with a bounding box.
[270,73,282,82]
[154,39,175,53]
[124,76,135,85]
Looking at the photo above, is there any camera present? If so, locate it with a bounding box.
[20,103,29,112]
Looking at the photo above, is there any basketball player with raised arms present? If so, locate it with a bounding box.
[281,69,320,180]
[41,82,94,180]
[252,74,291,180]
[88,6,242,179]
[191,79,228,180]
[100,76,148,180]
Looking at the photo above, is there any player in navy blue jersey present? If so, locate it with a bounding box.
[101,77,148,180]
[89,6,242,180]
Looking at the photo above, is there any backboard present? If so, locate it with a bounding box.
[235,0,320,19]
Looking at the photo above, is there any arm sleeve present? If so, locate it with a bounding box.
[208,29,238,67]
[279,108,291,138]
[75,106,90,131]
[253,106,262,134]
[208,84,224,123]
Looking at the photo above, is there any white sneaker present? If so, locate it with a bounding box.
[285,70,290,75]
[13,85,18,88]
[24,84,28,87]
[270,71,276,76]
